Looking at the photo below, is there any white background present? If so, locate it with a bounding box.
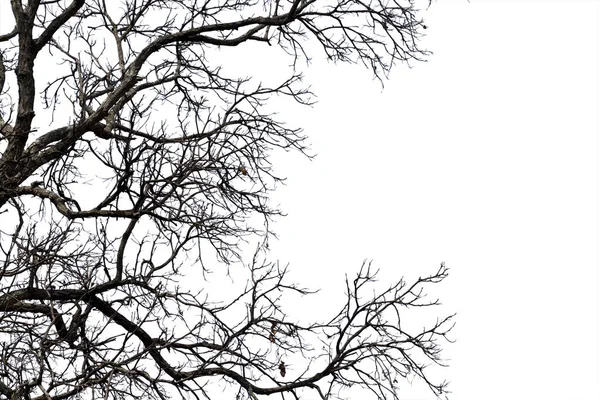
[0,0,598,399]
[265,1,600,399]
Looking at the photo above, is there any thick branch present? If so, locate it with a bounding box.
[10,185,142,219]
[34,0,86,52]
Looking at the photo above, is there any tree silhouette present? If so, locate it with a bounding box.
[0,1,453,399]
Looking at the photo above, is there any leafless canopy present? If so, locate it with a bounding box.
[0,1,453,399]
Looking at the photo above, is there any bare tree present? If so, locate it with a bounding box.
[0,1,453,399]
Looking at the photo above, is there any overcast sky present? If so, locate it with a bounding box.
[264,1,599,399]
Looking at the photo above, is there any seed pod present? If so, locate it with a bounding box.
[279,361,286,377]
